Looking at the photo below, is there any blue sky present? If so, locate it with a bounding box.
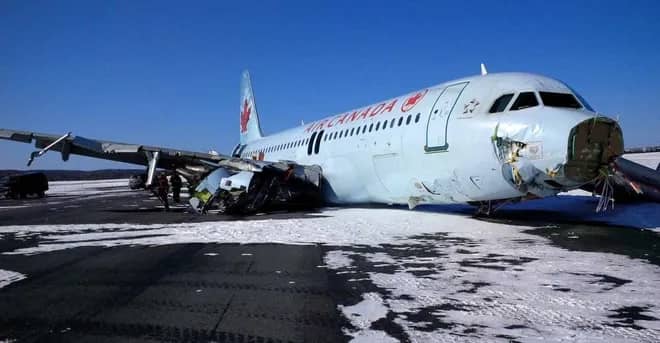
[1,0,659,170]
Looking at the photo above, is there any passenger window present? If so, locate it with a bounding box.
[350,128,354,136]
[406,115,412,125]
[398,117,403,126]
[369,123,373,132]
[362,125,367,134]
[415,113,421,123]
[510,92,539,111]
[345,129,349,137]
[539,92,582,109]
[390,120,395,128]
[339,131,343,138]
[489,94,514,113]
[333,132,338,139]
[383,120,388,129]
[375,122,380,131]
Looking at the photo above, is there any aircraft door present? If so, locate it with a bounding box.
[425,82,468,152]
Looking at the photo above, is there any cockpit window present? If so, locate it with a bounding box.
[489,94,514,113]
[510,92,539,111]
[539,92,582,109]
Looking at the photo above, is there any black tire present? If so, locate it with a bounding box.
[38,191,45,198]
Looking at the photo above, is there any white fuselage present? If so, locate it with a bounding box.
[238,73,609,207]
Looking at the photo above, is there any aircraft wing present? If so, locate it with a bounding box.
[0,128,262,172]
[0,128,323,214]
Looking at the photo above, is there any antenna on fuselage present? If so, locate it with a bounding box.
[480,63,488,76]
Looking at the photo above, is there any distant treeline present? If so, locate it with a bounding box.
[0,169,145,181]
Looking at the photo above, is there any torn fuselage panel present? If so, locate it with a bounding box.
[189,162,323,214]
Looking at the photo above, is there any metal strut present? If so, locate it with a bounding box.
[27,132,71,166]
[144,151,160,187]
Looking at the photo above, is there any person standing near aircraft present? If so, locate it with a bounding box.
[157,173,170,211]
[170,173,182,203]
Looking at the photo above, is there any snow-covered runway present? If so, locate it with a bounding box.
[1,203,659,342]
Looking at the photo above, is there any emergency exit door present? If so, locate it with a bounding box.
[425,82,468,152]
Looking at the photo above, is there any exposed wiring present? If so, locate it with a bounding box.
[594,167,615,212]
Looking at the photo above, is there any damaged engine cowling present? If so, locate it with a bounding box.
[189,162,323,214]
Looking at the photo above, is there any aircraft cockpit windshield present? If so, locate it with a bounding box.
[509,92,539,111]
[490,90,588,114]
[539,92,582,109]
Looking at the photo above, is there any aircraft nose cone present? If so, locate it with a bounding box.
[564,117,624,183]
[492,113,624,197]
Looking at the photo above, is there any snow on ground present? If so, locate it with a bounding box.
[0,179,133,211]
[0,206,659,341]
[47,179,129,197]
[0,269,26,289]
[624,152,660,170]
[339,293,396,342]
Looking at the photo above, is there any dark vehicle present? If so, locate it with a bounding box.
[2,172,49,199]
[128,173,147,190]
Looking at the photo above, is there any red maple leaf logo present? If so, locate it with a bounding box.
[401,89,428,112]
[240,99,251,133]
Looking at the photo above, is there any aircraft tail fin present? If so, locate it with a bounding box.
[240,70,263,144]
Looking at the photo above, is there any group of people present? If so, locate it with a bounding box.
[155,172,183,211]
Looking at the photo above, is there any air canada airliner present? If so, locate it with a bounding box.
[1,66,624,213]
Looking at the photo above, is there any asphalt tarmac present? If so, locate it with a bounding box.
[0,188,658,342]
[0,191,350,342]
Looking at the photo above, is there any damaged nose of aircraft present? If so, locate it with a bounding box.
[493,113,624,197]
[563,117,624,184]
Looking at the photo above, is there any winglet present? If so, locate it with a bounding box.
[480,63,488,76]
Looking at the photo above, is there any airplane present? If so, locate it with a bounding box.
[4,65,650,214]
